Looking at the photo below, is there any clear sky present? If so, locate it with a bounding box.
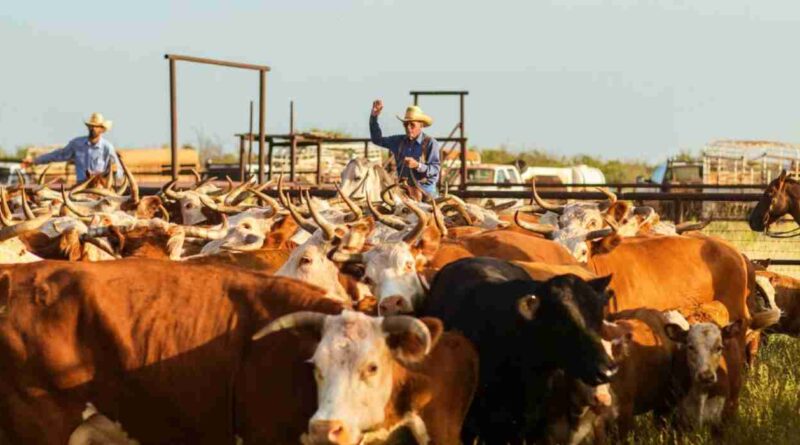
[1,0,798,163]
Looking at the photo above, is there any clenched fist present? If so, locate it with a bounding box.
[371,99,383,117]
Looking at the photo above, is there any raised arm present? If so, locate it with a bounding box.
[369,99,401,150]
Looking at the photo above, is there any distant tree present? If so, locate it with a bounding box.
[673,149,700,163]
[305,128,353,139]
[193,129,225,164]
[477,147,654,183]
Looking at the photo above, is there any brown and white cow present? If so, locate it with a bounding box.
[252,310,478,445]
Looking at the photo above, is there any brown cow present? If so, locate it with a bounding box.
[0,259,343,445]
[604,309,684,436]
[663,307,744,430]
[246,310,478,445]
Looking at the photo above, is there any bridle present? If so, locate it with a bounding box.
[762,183,800,238]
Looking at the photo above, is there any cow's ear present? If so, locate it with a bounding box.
[722,319,744,340]
[606,202,629,224]
[664,323,688,344]
[591,235,622,256]
[588,275,613,294]
[386,317,440,365]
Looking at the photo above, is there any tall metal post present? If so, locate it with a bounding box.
[459,93,466,191]
[258,70,266,183]
[245,100,254,180]
[238,135,246,181]
[316,143,322,184]
[290,135,297,182]
[267,140,274,181]
[364,141,369,159]
[290,100,295,134]
[413,94,418,105]
[169,59,178,180]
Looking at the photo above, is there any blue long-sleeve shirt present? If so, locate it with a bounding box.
[33,136,123,182]
[369,115,440,196]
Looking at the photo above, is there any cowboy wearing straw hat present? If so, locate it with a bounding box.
[370,100,441,198]
[23,112,123,182]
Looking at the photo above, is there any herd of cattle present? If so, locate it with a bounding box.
[0,157,799,445]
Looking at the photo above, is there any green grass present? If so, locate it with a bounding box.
[625,335,800,444]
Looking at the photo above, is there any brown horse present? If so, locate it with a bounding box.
[748,170,800,232]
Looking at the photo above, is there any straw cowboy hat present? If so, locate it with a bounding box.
[84,112,113,131]
[396,105,433,127]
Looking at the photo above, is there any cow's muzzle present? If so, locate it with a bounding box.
[378,295,413,315]
[308,419,354,445]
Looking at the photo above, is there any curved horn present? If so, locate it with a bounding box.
[61,185,90,218]
[157,204,171,223]
[223,177,251,206]
[279,177,317,234]
[583,227,615,241]
[252,311,328,340]
[71,187,120,198]
[117,153,139,204]
[304,190,336,241]
[0,213,50,242]
[675,218,711,234]
[0,189,13,227]
[182,215,230,240]
[402,198,429,245]
[163,181,184,200]
[0,187,12,223]
[381,183,399,208]
[37,164,52,186]
[366,191,406,231]
[244,187,281,213]
[595,187,617,204]
[190,175,217,191]
[514,211,556,237]
[15,170,26,187]
[531,179,564,214]
[208,176,235,197]
[104,163,115,190]
[381,316,433,355]
[191,168,202,184]
[20,187,36,220]
[335,182,363,221]
[444,195,473,226]
[430,195,448,237]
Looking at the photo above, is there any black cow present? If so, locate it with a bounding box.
[421,257,616,444]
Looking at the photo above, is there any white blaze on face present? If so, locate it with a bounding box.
[307,311,430,445]
[547,205,605,262]
[685,323,724,385]
[276,233,349,304]
[362,243,424,315]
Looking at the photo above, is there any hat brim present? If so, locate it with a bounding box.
[396,115,432,127]
[85,121,112,131]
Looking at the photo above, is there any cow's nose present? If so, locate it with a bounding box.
[379,296,412,315]
[698,370,717,385]
[309,420,347,445]
[592,386,613,408]
[244,233,261,245]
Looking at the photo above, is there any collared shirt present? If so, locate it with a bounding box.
[369,115,441,196]
[33,136,123,182]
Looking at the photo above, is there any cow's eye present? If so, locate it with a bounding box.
[354,176,362,181]
[715,345,723,353]
[242,223,252,230]
[404,261,414,272]
[185,203,194,209]
[366,363,378,375]
[299,256,313,266]
[362,276,374,286]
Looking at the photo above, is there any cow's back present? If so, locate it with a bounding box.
[589,236,750,322]
[0,259,338,445]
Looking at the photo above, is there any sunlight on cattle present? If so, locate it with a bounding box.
[276,232,350,304]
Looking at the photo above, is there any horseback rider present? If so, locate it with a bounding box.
[369,100,441,199]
